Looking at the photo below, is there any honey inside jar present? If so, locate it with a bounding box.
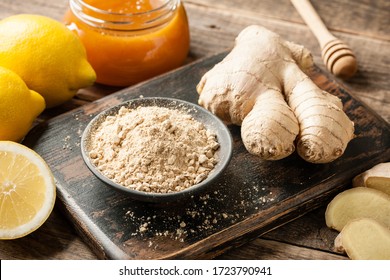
[64,0,190,86]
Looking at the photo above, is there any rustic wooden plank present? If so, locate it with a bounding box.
[0,208,97,260]
[185,0,390,40]
[1,0,389,261]
[0,0,68,20]
[216,238,348,260]
[2,0,388,41]
[21,52,390,259]
[217,199,348,259]
[263,206,339,252]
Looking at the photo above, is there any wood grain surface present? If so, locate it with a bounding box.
[0,0,389,260]
[20,52,390,259]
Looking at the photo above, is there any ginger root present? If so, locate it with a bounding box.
[335,218,390,260]
[197,25,354,163]
[325,187,390,232]
[353,162,390,196]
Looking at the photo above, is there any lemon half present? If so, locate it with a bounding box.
[0,141,56,239]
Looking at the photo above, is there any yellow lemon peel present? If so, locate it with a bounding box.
[0,66,45,142]
[0,14,96,108]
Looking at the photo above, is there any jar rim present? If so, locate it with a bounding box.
[69,0,181,31]
[72,0,176,17]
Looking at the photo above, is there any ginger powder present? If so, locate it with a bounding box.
[88,105,220,193]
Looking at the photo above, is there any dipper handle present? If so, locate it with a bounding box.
[290,0,357,79]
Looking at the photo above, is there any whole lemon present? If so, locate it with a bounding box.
[0,66,45,142]
[0,14,96,108]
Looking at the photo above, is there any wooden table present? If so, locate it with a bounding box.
[1,0,389,260]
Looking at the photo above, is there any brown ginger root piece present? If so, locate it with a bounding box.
[197,25,354,163]
[352,162,390,196]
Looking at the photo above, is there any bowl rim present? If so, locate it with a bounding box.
[80,96,233,203]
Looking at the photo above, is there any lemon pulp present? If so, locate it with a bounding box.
[0,141,56,239]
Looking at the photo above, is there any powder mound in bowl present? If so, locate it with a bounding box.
[88,105,220,194]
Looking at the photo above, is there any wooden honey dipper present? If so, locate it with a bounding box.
[290,0,358,79]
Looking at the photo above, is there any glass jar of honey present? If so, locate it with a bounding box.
[64,0,190,86]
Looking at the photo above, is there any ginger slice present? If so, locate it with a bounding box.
[325,187,390,232]
[335,218,390,260]
[353,162,390,196]
[197,25,354,163]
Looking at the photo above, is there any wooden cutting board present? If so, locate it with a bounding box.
[23,52,390,259]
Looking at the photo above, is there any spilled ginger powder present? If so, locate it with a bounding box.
[89,105,220,193]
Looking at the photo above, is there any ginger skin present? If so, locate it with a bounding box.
[197,25,354,163]
[353,162,390,195]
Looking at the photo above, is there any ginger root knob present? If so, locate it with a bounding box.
[197,25,354,163]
